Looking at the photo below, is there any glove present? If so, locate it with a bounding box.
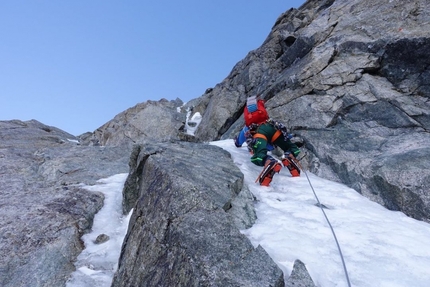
[246,137,256,146]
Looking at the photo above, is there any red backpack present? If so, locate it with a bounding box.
[244,96,269,126]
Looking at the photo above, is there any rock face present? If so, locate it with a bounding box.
[0,120,292,286]
[112,142,283,287]
[0,120,131,287]
[73,1,430,223]
[190,0,430,222]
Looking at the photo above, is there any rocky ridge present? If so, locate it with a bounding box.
[79,98,189,147]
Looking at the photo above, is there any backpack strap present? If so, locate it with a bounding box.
[271,130,283,142]
[253,130,282,143]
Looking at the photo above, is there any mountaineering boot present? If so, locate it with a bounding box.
[282,153,300,177]
[256,157,282,186]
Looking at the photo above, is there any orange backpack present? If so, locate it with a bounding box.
[244,96,269,126]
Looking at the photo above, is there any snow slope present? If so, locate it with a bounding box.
[67,140,430,287]
[211,140,430,287]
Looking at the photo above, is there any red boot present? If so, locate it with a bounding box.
[282,156,300,177]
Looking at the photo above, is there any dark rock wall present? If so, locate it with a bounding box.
[190,0,430,222]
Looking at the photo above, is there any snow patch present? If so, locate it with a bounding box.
[66,173,132,287]
[185,109,202,135]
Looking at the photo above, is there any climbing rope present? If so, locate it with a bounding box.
[294,158,352,287]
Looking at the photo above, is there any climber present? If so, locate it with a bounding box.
[235,95,301,186]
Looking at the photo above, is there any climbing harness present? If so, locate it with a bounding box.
[293,158,352,287]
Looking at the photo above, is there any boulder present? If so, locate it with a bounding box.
[112,141,284,287]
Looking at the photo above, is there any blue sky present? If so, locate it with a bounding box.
[1,1,305,135]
